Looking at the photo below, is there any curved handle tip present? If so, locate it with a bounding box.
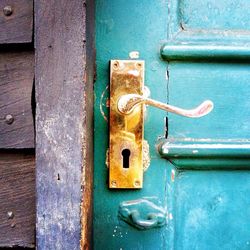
[117,94,214,118]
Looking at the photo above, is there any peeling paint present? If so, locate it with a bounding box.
[129,51,139,59]
[143,140,150,171]
[105,148,109,168]
[171,169,175,182]
[168,213,173,220]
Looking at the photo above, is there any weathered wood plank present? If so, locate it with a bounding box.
[35,0,94,249]
[80,1,95,248]
[0,51,34,148]
[0,0,33,44]
[0,150,35,248]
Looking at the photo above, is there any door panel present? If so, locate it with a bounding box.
[95,1,170,248]
[167,62,250,139]
[179,0,250,30]
[173,170,250,250]
[94,1,250,249]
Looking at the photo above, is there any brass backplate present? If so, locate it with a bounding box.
[109,60,144,189]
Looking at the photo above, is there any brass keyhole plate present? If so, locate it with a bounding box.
[109,60,144,189]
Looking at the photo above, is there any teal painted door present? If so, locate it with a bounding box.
[94,1,250,249]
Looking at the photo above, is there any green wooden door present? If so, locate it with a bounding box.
[94,1,250,249]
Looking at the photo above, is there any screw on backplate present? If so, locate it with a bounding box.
[7,211,14,219]
[136,62,142,69]
[112,61,119,70]
[5,114,14,124]
[3,6,13,16]
[111,180,117,187]
[134,180,140,187]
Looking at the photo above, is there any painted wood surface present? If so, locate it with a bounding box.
[0,51,34,148]
[0,0,33,44]
[167,0,250,43]
[95,1,171,249]
[94,0,250,249]
[0,150,35,248]
[161,44,250,61]
[35,0,94,249]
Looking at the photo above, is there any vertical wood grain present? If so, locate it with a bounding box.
[35,0,94,249]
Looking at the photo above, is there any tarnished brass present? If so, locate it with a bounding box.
[109,60,144,189]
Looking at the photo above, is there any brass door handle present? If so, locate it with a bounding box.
[109,59,214,189]
[118,94,214,118]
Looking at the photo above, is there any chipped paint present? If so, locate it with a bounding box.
[112,226,125,239]
[171,169,175,182]
[168,213,173,220]
[143,140,150,171]
[143,86,151,98]
[105,148,109,168]
[129,51,139,59]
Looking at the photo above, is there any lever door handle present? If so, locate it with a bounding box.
[109,59,214,189]
[118,94,214,118]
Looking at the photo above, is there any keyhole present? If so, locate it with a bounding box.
[122,149,131,168]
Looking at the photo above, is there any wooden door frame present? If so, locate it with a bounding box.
[35,0,95,249]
